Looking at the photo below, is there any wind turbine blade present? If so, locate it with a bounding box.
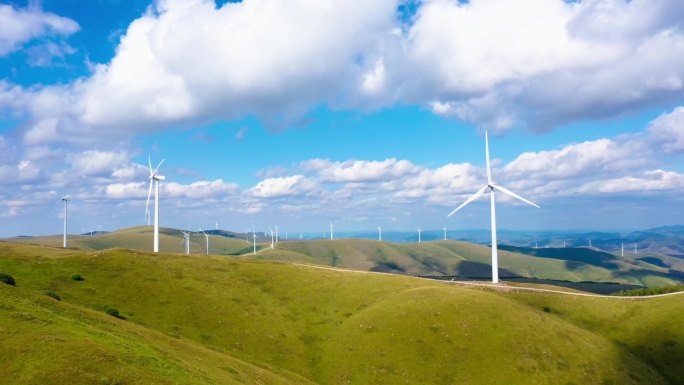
[492,184,540,208]
[145,179,153,222]
[153,159,165,175]
[148,155,153,175]
[447,185,488,217]
[485,129,492,185]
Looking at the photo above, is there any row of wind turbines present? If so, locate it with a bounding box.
[59,130,539,283]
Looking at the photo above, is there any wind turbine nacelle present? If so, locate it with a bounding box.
[155,175,166,181]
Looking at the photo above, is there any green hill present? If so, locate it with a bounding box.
[0,241,681,384]
[6,226,265,255]
[6,228,682,287]
[258,239,682,287]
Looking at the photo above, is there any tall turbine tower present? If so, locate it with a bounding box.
[378,226,382,241]
[269,227,275,249]
[182,231,191,254]
[145,157,165,253]
[61,196,70,248]
[447,130,540,283]
[202,231,209,255]
[330,223,334,240]
[418,228,421,243]
[443,227,447,241]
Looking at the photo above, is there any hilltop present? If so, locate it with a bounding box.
[0,241,682,384]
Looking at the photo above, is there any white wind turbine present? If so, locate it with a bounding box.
[201,231,209,255]
[378,226,382,241]
[447,129,540,283]
[182,231,191,254]
[418,227,422,243]
[145,156,165,253]
[443,227,447,241]
[269,227,275,249]
[330,222,334,240]
[61,195,70,248]
[252,230,257,254]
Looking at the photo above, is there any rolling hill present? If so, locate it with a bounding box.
[0,241,682,384]
[6,227,683,288]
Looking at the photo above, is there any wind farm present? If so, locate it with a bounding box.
[1,1,683,384]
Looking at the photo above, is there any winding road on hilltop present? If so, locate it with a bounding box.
[289,262,684,300]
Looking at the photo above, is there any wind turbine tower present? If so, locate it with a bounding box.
[269,227,274,249]
[182,231,191,254]
[61,196,70,248]
[621,242,624,257]
[418,228,422,243]
[330,223,334,240]
[275,226,279,243]
[443,227,447,241]
[202,231,209,255]
[635,243,638,254]
[378,226,382,241]
[145,157,166,253]
[253,231,256,254]
[447,129,540,283]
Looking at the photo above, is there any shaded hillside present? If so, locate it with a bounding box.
[257,239,682,287]
[0,242,681,384]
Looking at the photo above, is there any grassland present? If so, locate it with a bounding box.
[8,228,682,288]
[0,241,682,384]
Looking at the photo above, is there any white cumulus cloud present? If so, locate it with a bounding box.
[0,3,79,56]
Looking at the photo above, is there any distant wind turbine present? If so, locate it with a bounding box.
[330,223,334,240]
[635,243,638,254]
[253,230,256,254]
[378,226,382,241]
[269,227,274,249]
[418,228,421,243]
[275,226,279,243]
[202,231,209,255]
[447,129,540,283]
[182,231,191,254]
[621,242,624,257]
[443,227,447,241]
[61,195,70,248]
[145,156,165,253]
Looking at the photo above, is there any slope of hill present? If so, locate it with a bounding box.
[1,241,681,384]
[257,239,682,287]
[5,226,265,255]
[6,228,682,287]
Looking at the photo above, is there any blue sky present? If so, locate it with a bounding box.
[0,0,683,237]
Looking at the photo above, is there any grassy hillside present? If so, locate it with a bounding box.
[0,241,681,384]
[8,228,682,287]
[6,226,264,255]
[259,239,682,287]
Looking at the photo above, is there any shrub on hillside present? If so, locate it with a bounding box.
[71,274,84,281]
[45,291,61,301]
[614,285,684,296]
[103,305,125,319]
[0,273,16,286]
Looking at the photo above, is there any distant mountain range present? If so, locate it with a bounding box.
[323,225,684,257]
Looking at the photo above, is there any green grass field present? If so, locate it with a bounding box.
[0,241,681,384]
[8,228,682,288]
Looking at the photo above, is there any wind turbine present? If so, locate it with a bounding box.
[268,227,274,249]
[330,222,334,240]
[202,231,209,255]
[145,156,165,253]
[443,227,447,241]
[418,228,421,243]
[378,226,382,241]
[182,231,190,254]
[61,196,70,248]
[634,243,638,254]
[447,129,540,283]
[275,226,279,243]
[252,230,256,254]
[621,242,624,257]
